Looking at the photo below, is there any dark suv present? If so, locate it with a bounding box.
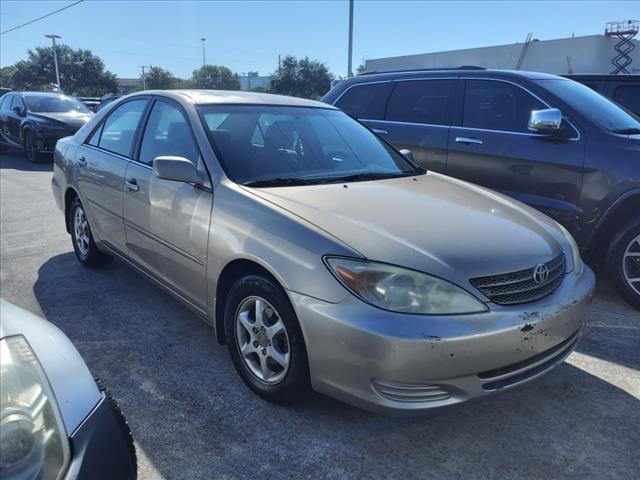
[323,68,640,309]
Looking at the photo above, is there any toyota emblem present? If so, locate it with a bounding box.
[533,264,550,284]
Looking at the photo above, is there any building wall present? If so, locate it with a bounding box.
[365,35,640,74]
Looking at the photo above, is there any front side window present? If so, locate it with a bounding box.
[10,96,25,113]
[463,80,545,133]
[139,101,199,166]
[95,99,147,157]
[334,82,391,120]
[386,80,456,125]
[199,105,421,185]
[0,94,12,112]
[23,95,90,114]
[537,78,640,133]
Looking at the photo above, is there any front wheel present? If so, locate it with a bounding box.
[70,197,112,268]
[608,219,640,310]
[24,131,40,163]
[225,274,310,404]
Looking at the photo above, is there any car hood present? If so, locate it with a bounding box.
[30,112,92,129]
[244,172,570,287]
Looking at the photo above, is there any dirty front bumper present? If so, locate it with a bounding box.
[290,264,595,415]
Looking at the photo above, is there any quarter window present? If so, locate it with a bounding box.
[386,80,456,125]
[139,101,199,166]
[335,83,391,120]
[96,99,147,157]
[463,80,545,133]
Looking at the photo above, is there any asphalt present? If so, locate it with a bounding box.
[1,151,639,480]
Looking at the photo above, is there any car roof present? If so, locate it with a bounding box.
[18,91,74,98]
[340,68,563,86]
[130,89,337,109]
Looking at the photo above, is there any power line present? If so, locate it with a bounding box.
[0,0,85,36]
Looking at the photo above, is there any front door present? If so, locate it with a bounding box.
[123,99,212,310]
[446,79,585,225]
[76,98,149,254]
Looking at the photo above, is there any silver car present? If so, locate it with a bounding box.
[52,90,595,414]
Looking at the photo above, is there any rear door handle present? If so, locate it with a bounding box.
[371,128,388,135]
[125,178,139,192]
[455,136,483,145]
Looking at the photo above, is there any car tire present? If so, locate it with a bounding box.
[608,218,640,310]
[24,131,40,163]
[224,274,310,404]
[69,197,112,268]
[94,378,137,476]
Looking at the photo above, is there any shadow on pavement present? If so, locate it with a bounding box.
[33,252,639,480]
[1,152,53,172]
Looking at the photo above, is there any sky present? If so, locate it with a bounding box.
[1,0,639,79]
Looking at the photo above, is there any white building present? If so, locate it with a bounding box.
[364,35,640,75]
[239,71,271,91]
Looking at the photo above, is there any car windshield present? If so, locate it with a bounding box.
[198,105,422,186]
[536,78,640,133]
[24,95,90,114]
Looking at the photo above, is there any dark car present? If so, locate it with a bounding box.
[323,68,640,309]
[95,93,123,112]
[563,74,640,115]
[0,92,93,162]
[77,96,102,112]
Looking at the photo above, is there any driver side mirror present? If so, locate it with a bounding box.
[12,106,25,117]
[528,108,562,133]
[399,149,414,163]
[153,156,205,185]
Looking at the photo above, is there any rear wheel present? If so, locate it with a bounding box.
[225,274,310,404]
[608,219,640,310]
[23,131,40,163]
[70,197,112,267]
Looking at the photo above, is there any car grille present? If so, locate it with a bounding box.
[470,254,566,305]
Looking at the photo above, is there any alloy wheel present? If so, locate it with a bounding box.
[623,233,640,296]
[235,296,290,384]
[73,206,91,258]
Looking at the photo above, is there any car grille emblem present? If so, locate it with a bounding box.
[532,264,550,284]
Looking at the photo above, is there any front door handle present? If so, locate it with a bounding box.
[455,136,483,145]
[371,128,388,135]
[78,156,87,166]
[125,178,139,192]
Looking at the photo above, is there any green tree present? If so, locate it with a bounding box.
[144,65,176,90]
[10,44,118,95]
[0,65,15,89]
[270,56,333,99]
[356,62,367,75]
[190,65,239,90]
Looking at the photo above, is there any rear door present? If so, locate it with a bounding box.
[446,79,585,224]
[76,98,149,254]
[123,98,212,311]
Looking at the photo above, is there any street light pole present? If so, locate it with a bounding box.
[347,0,354,77]
[45,34,61,91]
[139,65,147,90]
[201,38,206,67]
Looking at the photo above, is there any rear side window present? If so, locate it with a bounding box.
[95,99,147,157]
[335,82,391,120]
[463,80,544,133]
[139,101,199,166]
[613,85,640,115]
[386,80,456,125]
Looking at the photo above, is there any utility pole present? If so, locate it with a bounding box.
[347,0,354,77]
[45,34,61,91]
[139,65,147,90]
[201,38,206,67]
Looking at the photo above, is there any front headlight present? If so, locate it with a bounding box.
[325,257,487,314]
[0,336,70,480]
[555,222,582,275]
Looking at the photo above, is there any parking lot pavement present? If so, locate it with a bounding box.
[1,151,639,480]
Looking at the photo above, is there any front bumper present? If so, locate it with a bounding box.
[63,394,136,479]
[291,264,595,415]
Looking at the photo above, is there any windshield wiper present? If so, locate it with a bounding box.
[611,127,640,134]
[242,177,320,188]
[316,171,416,184]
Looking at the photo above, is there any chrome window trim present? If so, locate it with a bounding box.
[333,75,581,141]
[83,144,132,163]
